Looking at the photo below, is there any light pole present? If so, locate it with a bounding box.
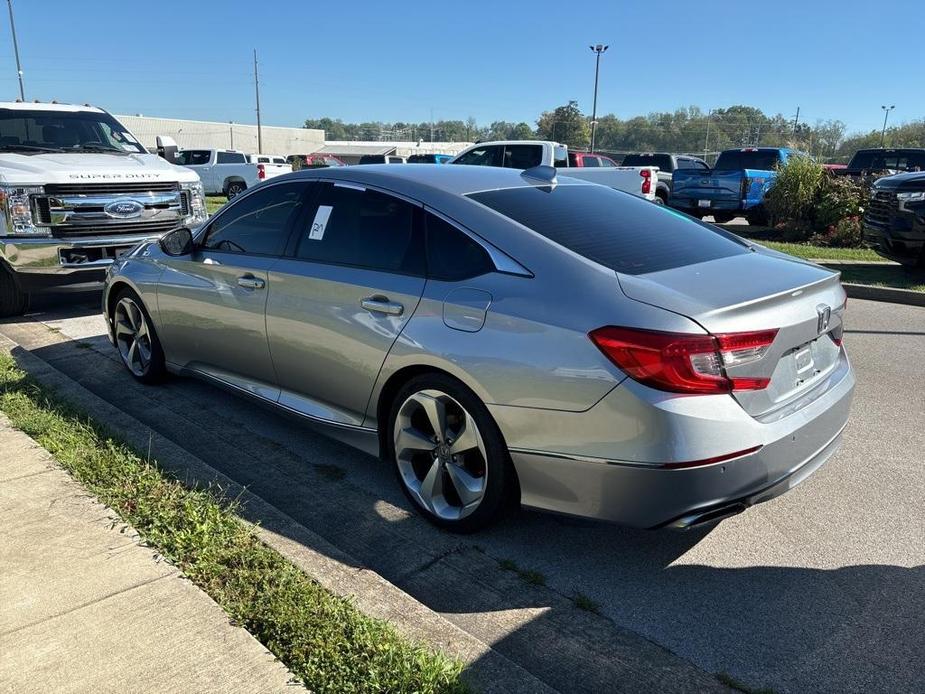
[6,0,25,101]
[880,105,895,148]
[588,44,608,153]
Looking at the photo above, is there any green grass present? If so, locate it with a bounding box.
[0,354,468,694]
[825,263,925,292]
[758,241,881,262]
[206,195,228,215]
[498,559,546,586]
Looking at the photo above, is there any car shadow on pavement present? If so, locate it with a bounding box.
[5,300,923,694]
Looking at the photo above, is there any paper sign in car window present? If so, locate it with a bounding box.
[309,205,333,240]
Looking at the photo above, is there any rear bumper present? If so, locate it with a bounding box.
[0,234,158,291]
[499,351,855,528]
[668,197,748,213]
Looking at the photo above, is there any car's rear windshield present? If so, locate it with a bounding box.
[467,184,749,275]
[714,150,781,171]
[621,153,673,171]
[848,149,925,172]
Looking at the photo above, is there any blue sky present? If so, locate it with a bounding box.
[3,0,922,135]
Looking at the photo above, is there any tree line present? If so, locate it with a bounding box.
[305,104,925,163]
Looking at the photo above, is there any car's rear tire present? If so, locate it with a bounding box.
[0,264,28,318]
[387,373,512,533]
[111,288,166,384]
[225,180,246,199]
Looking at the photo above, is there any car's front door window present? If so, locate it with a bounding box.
[202,182,306,257]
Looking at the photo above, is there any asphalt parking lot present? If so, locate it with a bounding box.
[2,291,922,694]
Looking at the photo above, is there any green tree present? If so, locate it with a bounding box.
[536,102,590,149]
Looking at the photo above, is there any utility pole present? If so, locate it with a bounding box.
[880,105,895,148]
[430,108,434,143]
[229,121,234,149]
[253,49,263,154]
[792,106,800,134]
[588,44,608,152]
[703,109,713,161]
[6,0,25,101]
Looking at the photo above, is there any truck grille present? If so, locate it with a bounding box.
[54,219,181,237]
[32,182,186,238]
[44,181,181,196]
[864,191,895,227]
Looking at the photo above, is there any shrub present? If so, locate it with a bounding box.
[808,215,863,248]
[813,175,867,231]
[765,156,825,227]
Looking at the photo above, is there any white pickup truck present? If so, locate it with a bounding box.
[0,101,207,317]
[176,148,287,198]
[450,140,658,200]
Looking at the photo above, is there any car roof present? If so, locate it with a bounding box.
[284,164,590,197]
[0,101,104,113]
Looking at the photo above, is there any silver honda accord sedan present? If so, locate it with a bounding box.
[102,165,854,532]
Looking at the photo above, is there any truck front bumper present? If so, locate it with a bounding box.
[0,234,157,291]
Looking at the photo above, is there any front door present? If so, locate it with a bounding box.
[266,182,426,426]
[156,181,308,399]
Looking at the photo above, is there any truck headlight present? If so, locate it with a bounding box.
[181,181,207,222]
[0,185,48,236]
[897,190,925,211]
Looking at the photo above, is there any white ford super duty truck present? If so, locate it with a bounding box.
[0,101,207,316]
[449,140,659,200]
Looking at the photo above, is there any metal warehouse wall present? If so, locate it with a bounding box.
[117,115,325,156]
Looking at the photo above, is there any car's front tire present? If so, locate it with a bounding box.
[387,373,512,533]
[111,288,166,384]
[0,264,29,318]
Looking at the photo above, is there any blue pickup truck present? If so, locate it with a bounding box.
[669,147,795,225]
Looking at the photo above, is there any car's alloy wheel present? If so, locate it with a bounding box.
[389,374,512,531]
[114,297,153,377]
[394,389,488,521]
[112,291,166,383]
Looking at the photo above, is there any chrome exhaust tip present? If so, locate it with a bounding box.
[669,502,748,530]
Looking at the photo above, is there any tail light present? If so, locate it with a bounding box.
[257,164,266,180]
[740,177,752,199]
[640,169,652,195]
[589,327,779,395]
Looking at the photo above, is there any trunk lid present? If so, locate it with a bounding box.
[617,249,847,417]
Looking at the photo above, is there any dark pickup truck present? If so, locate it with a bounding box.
[862,170,925,267]
[836,148,925,183]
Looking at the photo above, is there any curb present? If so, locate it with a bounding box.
[841,282,925,307]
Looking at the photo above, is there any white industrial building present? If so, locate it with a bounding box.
[118,115,325,156]
[117,115,470,162]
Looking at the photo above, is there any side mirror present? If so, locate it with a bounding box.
[159,227,193,256]
[156,135,179,164]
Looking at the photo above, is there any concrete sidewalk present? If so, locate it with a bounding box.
[0,413,294,693]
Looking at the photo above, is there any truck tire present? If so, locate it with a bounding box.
[746,207,769,226]
[0,264,28,318]
[712,212,736,224]
[653,194,666,206]
[225,180,246,199]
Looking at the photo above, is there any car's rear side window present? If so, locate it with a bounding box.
[714,150,781,171]
[426,213,494,281]
[468,185,749,275]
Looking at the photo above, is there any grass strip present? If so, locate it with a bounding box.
[757,240,882,263]
[206,195,228,216]
[0,353,467,694]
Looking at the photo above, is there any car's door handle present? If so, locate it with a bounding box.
[237,275,265,290]
[361,296,403,316]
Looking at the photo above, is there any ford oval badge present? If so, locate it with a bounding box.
[104,199,144,219]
